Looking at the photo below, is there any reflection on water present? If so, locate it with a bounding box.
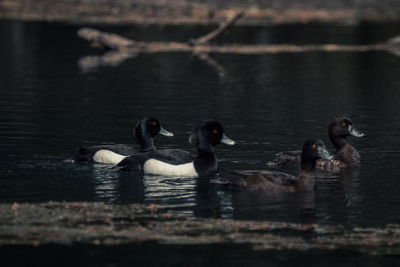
[314,169,362,228]
[143,175,197,215]
[91,165,120,203]
[79,50,138,73]
[0,20,400,228]
[216,190,234,219]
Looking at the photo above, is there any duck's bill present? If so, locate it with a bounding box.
[159,126,174,137]
[349,127,365,138]
[221,134,235,145]
[318,146,334,160]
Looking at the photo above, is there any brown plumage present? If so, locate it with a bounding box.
[268,116,365,170]
[221,139,332,193]
[225,170,315,192]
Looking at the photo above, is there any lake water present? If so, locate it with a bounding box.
[1,19,400,233]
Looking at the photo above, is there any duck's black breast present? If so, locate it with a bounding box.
[75,144,137,162]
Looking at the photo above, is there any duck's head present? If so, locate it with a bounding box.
[329,117,365,138]
[301,139,333,170]
[328,116,365,149]
[135,117,173,151]
[189,120,235,152]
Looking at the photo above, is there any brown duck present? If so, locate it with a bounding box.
[268,117,365,170]
[221,139,333,192]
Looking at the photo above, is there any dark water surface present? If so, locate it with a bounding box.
[2,244,400,267]
[1,20,400,231]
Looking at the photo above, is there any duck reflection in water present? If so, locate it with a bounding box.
[91,164,145,204]
[315,167,362,227]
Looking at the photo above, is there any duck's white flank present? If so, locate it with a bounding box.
[93,150,127,164]
[143,159,198,177]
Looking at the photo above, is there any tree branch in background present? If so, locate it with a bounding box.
[78,28,400,54]
[77,11,400,72]
[78,28,136,50]
[188,11,244,46]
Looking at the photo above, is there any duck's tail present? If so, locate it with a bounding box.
[112,156,144,175]
[387,35,400,45]
[74,147,91,162]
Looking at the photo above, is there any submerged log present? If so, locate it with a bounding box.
[1,202,400,255]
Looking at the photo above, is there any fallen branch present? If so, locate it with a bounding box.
[78,28,136,49]
[78,28,400,55]
[188,11,244,45]
[77,12,400,72]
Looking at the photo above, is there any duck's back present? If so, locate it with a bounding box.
[269,151,348,171]
[315,158,347,170]
[115,149,197,176]
[153,149,194,165]
[267,150,302,169]
[222,170,298,192]
[75,144,137,163]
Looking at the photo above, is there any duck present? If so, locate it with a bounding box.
[220,139,333,192]
[74,117,173,164]
[115,120,235,177]
[268,116,365,170]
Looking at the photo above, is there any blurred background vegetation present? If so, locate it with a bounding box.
[1,0,400,25]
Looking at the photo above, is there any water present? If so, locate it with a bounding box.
[1,20,400,230]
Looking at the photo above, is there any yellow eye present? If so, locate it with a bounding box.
[213,129,218,134]
[152,122,157,126]
[342,122,347,127]
[311,144,316,149]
